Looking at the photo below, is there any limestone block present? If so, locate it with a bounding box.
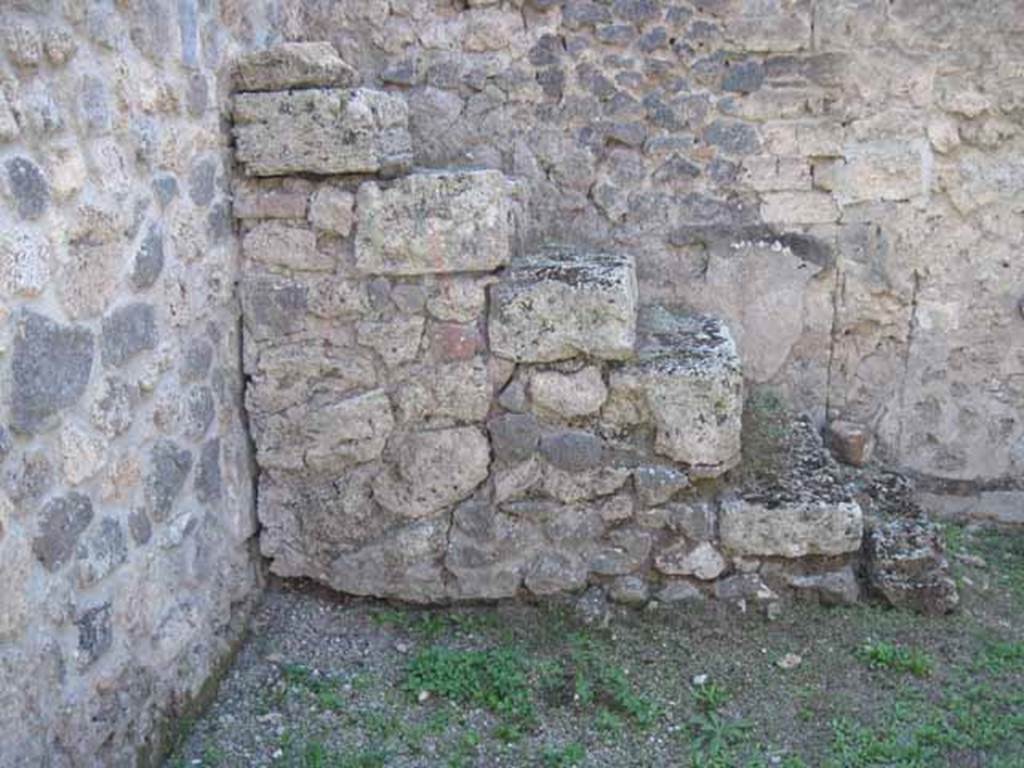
[489,246,638,362]
[864,518,959,615]
[372,427,490,518]
[354,170,510,275]
[605,307,743,475]
[242,221,332,271]
[394,359,491,424]
[254,390,394,473]
[530,366,608,418]
[234,42,358,92]
[654,541,726,580]
[719,497,863,558]
[233,88,412,176]
[325,520,449,603]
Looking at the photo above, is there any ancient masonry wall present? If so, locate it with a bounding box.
[0,0,1020,765]
[0,3,281,766]
[234,44,867,608]
[270,0,1024,516]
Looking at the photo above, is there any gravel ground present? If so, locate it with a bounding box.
[166,522,1024,768]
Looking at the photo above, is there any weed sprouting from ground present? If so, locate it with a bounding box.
[856,641,934,677]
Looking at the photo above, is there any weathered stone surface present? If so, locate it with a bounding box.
[144,439,192,523]
[131,223,164,290]
[75,517,127,587]
[61,424,106,485]
[0,228,50,297]
[373,427,490,518]
[101,303,158,367]
[254,390,394,472]
[789,567,860,606]
[715,574,778,604]
[308,186,355,235]
[488,413,541,463]
[590,527,652,575]
[242,221,331,271]
[11,310,94,434]
[355,170,510,275]
[525,551,588,595]
[394,359,491,425]
[656,580,706,604]
[608,575,649,605]
[655,541,726,580]
[233,88,412,176]
[633,465,690,507]
[826,420,874,467]
[356,316,425,367]
[865,518,959,615]
[530,366,608,418]
[489,247,638,362]
[32,492,94,572]
[323,520,448,603]
[74,602,112,668]
[5,156,50,220]
[540,430,604,472]
[90,376,134,437]
[542,465,630,504]
[234,42,358,92]
[719,497,863,558]
[606,308,743,475]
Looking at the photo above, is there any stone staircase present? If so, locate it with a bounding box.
[232,43,869,609]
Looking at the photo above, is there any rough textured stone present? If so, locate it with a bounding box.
[530,366,608,418]
[489,247,638,363]
[61,424,106,485]
[75,517,127,586]
[540,430,604,472]
[373,427,490,518]
[865,519,959,615]
[655,541,727,580]
[608,575,649,605]
[11,310,94,434]
[233,88,412,177]
[91,376,134,437]
[826,420,875,467]
[308,186,355,235]
[488,413,541,463]
[789,567,860,606]
[5,156,50,220]
[101,303,158,367]
[633,465,690,507]
[657,580,705,604]
[0,228,50,298]
[74,602,112,668]
[234,42,358,92]
[525,552,588,595]
[32,492,94,572]
[144,439,193,523]
[355,171,510,275]
[719,497,863,558]
[131,223,164,290]
[605,308,743,475]
[242,221,330,271]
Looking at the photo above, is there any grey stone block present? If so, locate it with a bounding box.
[101,303,158,367]
[355,170,510,275]
[233,88,412,177]
[11,310,94,434]
[234,42,358,92]
[32,492,94,572]
[145,439,193,523]
[489,246,638,363]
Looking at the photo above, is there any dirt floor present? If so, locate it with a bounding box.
[166,522,1024,768]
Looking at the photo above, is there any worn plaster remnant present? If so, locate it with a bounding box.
[488,246,638,362]
[355,170,511,275]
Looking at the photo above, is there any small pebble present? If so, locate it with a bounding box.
[777,653,802,670]
[417,690,430,703]
[692,673,709,686]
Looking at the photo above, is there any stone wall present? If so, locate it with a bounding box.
[0,3,278,765]
[265,0,1024,508]
[234,43,868,609]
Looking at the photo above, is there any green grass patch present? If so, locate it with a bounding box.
[856,641,933,677]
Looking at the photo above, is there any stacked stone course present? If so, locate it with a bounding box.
[234,42,867,609]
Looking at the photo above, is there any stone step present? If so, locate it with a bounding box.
[488,245,638,363]
[605,306,743,478]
